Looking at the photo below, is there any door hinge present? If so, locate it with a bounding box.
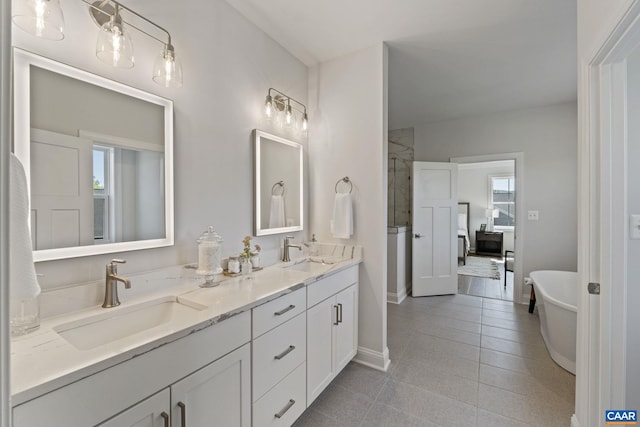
[588,282,600,295]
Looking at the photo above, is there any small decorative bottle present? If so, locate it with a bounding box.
[241,257,252,277]
[250,251,261,269]
[228,256,240,274]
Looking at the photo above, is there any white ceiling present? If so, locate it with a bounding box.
[224,0,577,129]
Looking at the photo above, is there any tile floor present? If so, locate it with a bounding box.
[294,294,575,426]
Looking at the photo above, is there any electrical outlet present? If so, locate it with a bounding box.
[528,210,539,221]
[631,215,640,239]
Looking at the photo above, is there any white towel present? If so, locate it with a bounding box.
[268,194,285,228]
[331,193,353,239]
[10,153,41,301]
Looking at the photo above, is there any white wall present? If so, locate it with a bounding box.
[458,161,515,252]
[12,0,308,290]
[308,44,389,370]
[414,102,578,284]
[625,40,640,411]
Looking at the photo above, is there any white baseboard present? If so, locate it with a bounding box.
[387,286,408,304]
[571,414,579,427]
[353,345,390,372]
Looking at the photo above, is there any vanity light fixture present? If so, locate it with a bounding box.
[86,0,183,87]
[11,0,183,88]
[264,88,308,133]
[12,0,65,41]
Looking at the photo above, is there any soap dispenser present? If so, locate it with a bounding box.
[309,234,318,256]
[196,226,223,287]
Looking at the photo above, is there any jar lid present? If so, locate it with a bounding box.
[197,226,223,244]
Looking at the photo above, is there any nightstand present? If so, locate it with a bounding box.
[475,231,503,257]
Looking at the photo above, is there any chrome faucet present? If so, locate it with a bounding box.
[282,236,302,262]
[102,259,131,308]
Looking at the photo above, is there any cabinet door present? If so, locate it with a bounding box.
[334,284,358,373]
[98,389,170,427]
[306,297,335,406]
[171,343,251,427]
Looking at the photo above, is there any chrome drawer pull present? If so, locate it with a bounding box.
[178,401,186,427]
[274,399,296,419]
[161,412,169,427]
[274,304,295,316]
[333,305,339,325]
[274,345,295,360]
[337,303,343,324]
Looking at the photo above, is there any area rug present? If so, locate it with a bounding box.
[459,256,501,280]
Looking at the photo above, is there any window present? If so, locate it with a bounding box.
[93,146,113,242]
[490,175,515,230]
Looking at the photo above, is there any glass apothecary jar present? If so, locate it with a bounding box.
[196,226,223,287]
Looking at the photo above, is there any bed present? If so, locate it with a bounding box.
[458,202,470,265]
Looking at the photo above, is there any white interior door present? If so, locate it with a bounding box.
[411,161,458,297]
[577,7,640,424]
[30,128,93,250]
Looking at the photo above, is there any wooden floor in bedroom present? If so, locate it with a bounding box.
[458,258,514,302]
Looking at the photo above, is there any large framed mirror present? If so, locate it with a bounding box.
[13,49,174,262]
[254,129,303,236]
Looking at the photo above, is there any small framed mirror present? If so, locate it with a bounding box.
[13,49,174,261]
[254,130,303,236]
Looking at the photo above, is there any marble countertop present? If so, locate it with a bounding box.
[10,253,361,406]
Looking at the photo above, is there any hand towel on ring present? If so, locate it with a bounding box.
[330,192,353,239]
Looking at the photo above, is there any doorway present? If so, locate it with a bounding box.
[451,153,524,305]
[456,160,515,301]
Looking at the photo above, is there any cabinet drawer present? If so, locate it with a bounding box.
[253,362,306,427]
[252,313,306,401]
[252,287,306,338]
[308,265,358,308]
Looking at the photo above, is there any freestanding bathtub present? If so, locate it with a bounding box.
[530,270,577,375]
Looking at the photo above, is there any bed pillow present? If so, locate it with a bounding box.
[458,213,467,230]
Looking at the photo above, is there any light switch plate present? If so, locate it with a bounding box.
[528,210,539,221]
[631,214,640,239]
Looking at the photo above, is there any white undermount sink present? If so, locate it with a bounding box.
[54,296,206,351]
[281,259,334,274]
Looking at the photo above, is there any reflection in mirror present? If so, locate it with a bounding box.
[254,130,303,236]
[13,49,174,262]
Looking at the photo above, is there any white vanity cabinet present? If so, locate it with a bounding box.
[12,312,251,427]
[306,266,359,405]
[170,343,251,427]
[98,344,251,427]
[251,287,307,427]
[97,389,170,427]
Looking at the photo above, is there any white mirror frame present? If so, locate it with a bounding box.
[254,129,303,236]
[13,48,174,262]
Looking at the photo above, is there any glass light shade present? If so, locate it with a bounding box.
[285,104,293,125]
[153,47,183,88]
[265,94,273,118]
[12,0,65,40]
[96,19,134,69]
[302,112,308,131]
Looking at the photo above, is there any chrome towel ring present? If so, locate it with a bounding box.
[272,180,285,196]
[335,176,353,194]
